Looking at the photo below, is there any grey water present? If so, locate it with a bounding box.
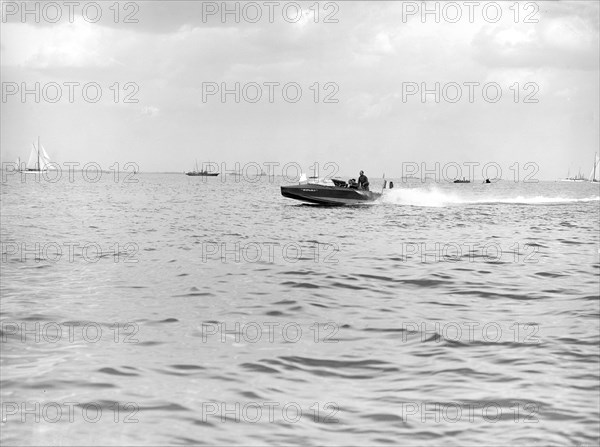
[1,174,599,445]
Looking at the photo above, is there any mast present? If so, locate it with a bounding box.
[593,153,598,182]
[37,136,40,170]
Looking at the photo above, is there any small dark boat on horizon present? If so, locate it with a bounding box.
[186,160,219,177]
[186,171,219,177]
[453,177,470,183]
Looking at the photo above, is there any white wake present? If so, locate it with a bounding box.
[381,187,600,207]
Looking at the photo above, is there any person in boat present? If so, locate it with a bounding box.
[348,178,358,189]
[358,171,369,190]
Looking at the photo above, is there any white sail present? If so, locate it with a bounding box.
[588,154,600,182]
[26,142,38,170]
[38,143,54,169]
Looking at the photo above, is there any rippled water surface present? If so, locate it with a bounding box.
[1,174,599,445]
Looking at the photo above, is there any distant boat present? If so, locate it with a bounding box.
[186,160,219,177]
[560,167,586,182]
[453,177,470,184]
[589,153,600,183]
[228,170,267,176]
[21,137,56,173]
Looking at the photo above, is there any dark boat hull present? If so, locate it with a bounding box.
[281,184,381,205]
[186,172,219,176]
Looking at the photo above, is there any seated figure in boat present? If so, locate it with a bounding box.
[358,171,369,190]
[348,178,358,189]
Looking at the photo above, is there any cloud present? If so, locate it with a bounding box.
[1,21,123,68]
[473,13,599,70]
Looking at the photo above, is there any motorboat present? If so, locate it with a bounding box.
[281,184,382,205]
[281,175,382,205]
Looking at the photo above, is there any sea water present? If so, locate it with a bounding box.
[1,174,599,445]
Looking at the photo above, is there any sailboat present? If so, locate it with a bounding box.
[559,167,586,182]
[22,137,55,173]
[185,160,219,176]
[589,153,600,183]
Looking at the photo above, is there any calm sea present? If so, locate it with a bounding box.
[1,173,599,446]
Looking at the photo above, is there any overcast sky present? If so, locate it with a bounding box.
[1,1,598,179]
